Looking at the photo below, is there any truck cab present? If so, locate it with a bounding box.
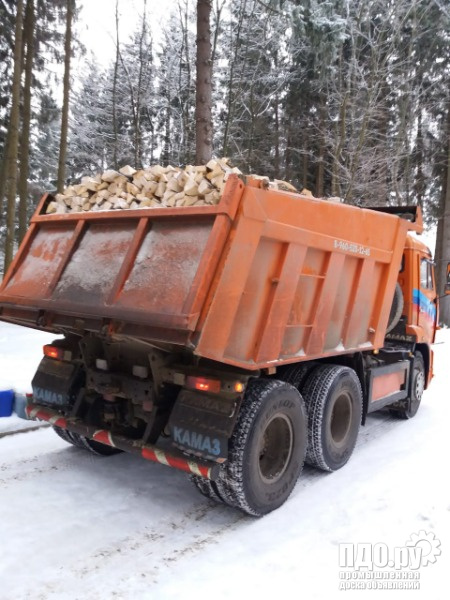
[387,234,437,389]
[402,235,438,345]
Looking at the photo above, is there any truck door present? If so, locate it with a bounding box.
[417,255,438,343]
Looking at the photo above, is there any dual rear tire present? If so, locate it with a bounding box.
[52,426,121,456]
[192,367,362,515]
[193,379,308,516]
[301,365,362,471]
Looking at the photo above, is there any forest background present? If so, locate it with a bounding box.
[0,0,449,319]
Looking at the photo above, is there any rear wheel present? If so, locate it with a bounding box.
[53,426,77,445]
[389,352,425,419]
[302,365,362,472]
[52,426,121,456]
[210,379,307,516]
[190,476,225,504]
[278,362,318,392]
[76,435,122,456]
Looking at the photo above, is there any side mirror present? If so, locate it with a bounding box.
[446,263,450,295]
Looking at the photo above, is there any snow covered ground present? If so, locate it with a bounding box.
[0,322,449,599]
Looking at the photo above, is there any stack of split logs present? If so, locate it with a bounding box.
[45,158,299,214]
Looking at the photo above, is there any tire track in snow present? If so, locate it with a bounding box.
[0,446,106,488]
[2,410,412,599]
[35,500,247,598]
[33,414,401,595]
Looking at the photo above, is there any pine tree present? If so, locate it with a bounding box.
[56,0,74,192]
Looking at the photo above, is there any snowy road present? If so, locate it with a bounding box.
[1,324,449,599]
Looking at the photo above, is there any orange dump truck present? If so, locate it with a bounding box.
[0,175,439,515]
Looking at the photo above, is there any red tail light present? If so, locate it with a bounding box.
[186,376,221,393]
[43,345,65,360]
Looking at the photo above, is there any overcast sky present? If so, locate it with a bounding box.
[77,0,171,67]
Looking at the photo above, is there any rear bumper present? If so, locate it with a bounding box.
[26,403,220,481]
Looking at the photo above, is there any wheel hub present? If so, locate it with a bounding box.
[258,414,294,485]
[330,392,352,447]
[415,370,425,401]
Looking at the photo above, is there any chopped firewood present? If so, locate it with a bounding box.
[162,190,176,206]
[174,170,188,187]
[154,181,166,198]
[51,158,304,215]
[211,175,225,191]
[206,167,223,181]
[101,170,121,183]
[194,172,205,184]
[184,178,199,196]
[133,174,147,189]
[73,184,88,195]
[81,176,101,192]
[143,180,158,195]
[274,179,297,192]
[126,182,140,196]
[114,198,129,209]
[173,192,185,203]
[108,181,124,195]
[206,159,217,171]
[166,179,183,193]
[198,179,212,196]
[63,185,77,196]
[228,166,242,176]
[204,191,221,204]
[119,165,137,177]
[183,195,199,206]
[150,165,165,177]
[139,198,155,208]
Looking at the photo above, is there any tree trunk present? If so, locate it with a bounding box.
[195,0,213,164]
[435,103,450,325]
[316,96,326,197]
[112,0,119,169]
[18,0,35,244]
[0,132,11,229]
[3,0,24,273]
[56,0,74,193]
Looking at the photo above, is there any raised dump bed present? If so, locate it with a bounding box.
[0,175,421,370]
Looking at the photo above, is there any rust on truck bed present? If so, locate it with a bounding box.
[0,175,422,370]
